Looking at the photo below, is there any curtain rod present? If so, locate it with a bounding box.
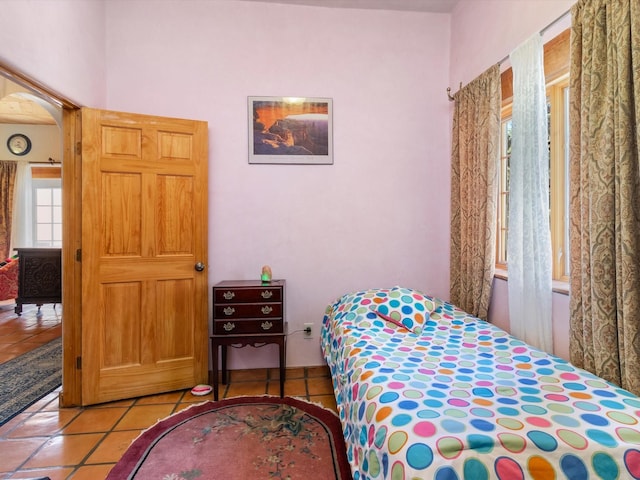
[7,157,62,166]
[4,157,59,164]
[29,157,60,165]
[447,6,572,102]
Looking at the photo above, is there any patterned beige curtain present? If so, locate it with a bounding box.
[0,161,18,260]
[569,0,640,395]
[450,64,501,320]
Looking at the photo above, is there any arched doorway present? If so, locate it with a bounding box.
[0,63,84,407]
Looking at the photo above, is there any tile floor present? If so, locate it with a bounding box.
[0,302,62,364]
[0,302,338,480]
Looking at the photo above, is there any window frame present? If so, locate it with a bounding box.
[31,176,63,248]
[496,104,511,268]
[548,76,570,283]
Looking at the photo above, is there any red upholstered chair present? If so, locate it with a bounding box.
[0,258,19,301]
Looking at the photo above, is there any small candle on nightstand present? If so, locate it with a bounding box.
[261,265,272,283]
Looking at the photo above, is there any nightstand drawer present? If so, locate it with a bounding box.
[214,303,282,318]
[214,286,283,304]
[214,318,284,335]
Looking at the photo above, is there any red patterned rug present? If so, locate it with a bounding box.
[106,395,352,479]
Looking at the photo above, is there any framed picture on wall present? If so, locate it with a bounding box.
[248,96,333,165]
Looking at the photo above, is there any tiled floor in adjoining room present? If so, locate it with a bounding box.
[0,302,337,480]
[0,302,62,364]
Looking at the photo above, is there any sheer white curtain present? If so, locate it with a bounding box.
[507,34,553,353]
[11,162,33,250]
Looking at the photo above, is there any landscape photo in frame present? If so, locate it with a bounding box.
[249,96,333,164]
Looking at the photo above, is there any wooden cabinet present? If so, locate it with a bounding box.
[211,279,286,400]
[15,248,62,315]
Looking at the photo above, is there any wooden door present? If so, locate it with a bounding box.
[80,108,208,405]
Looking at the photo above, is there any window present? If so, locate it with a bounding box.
[496,106,511,267]
[32,178,62,247]
[548,79,570,282]
[496,29,570,285]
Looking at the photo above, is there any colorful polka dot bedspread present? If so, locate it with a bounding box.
[320,287,640,480]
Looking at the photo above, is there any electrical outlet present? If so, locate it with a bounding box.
[303,323,313,339]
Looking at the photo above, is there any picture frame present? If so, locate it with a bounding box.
[248,96,333,165]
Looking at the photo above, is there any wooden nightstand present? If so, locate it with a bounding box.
[210,279,286,400]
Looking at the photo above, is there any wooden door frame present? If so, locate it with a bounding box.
[0,63,84,406]
[61,108,82,406]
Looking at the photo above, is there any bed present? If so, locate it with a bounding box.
[321,286,640,480]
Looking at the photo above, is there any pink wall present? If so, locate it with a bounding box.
[104,0,453,368]
[0,0,107,107]
[450,0,576,360]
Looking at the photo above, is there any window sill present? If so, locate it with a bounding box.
[493,268,569,296]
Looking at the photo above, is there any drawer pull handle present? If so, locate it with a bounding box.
[223,307,235,316]
[261,321,273,330]
[261,306,273,315]
[223,322,236,332]
[261,290,273,299]
[223,291,235,300]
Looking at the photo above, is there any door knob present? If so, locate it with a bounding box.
[195,262,205,272]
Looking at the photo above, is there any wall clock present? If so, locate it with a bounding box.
[7,133,32,156]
